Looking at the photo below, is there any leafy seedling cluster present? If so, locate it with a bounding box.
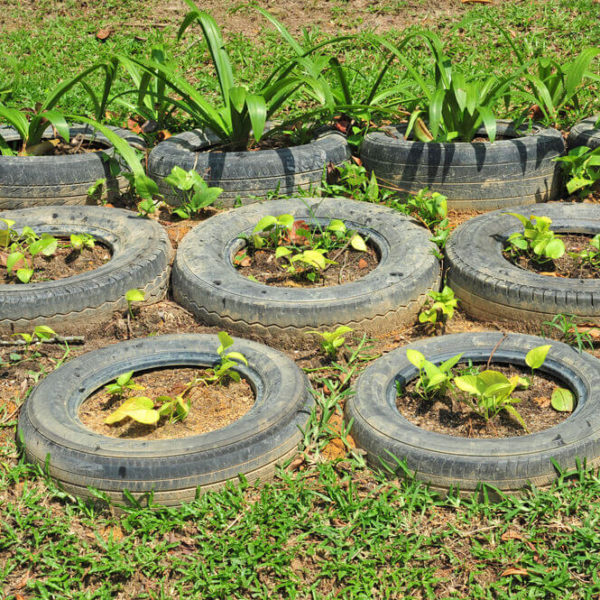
[164,166,224,219]
[506,213,566,262]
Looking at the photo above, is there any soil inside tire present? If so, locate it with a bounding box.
[1,241,111,284]
[396,363,573,438]
[504,233,599,279]
[7,137,111,156]
[79,367,255,440]
[235,243,379,287]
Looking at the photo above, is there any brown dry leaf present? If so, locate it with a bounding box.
[533,396,551,408]
[99,525,124,542]
[358,258,368,269]
[126,118,143,135]
[579,326,600,339]
[462,0,491,3]
[287,456,305,471]
[286,219,310,245]
[501,567,529,577]
[539,272,564,277]
[501,530,523,542]
[96,27,112,40]
[15,594,26,600]
[158,130,172,141]
[0,251,7,267]
[352,156,363,166]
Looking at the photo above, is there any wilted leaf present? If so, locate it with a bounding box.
[96,27,112,40]
[501,567,529,577]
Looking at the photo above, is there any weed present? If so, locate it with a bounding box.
[307,326,353,358]
[506,213,565,262]
[418,286,458,327]
[542,312,595,353]
[164,166,223,219]
[555,145,600,197]
[125,288,144,318]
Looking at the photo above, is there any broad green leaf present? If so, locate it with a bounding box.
[16,268,34,283]
[545,238,565,259]
[406,349,425,369]
[253,215,278,233]
[454,375,480,396]
[426,372,447,389]
[116,371,134,387]
[105,396,158,425]
[277,214,294,229]
[439,352,463,373]
[299,250,327,269]
[275,246,292,258]
[525,345,551,370]
[478,370,510,387]
[6,251,24,273]
[246,93,267,143]
[226,351,248,365]
[217,331,234,354]
[126,289,145,303]
[505,212,528,227]
[350,234,367,252]
[33,325,56,340]
[551,387,575,412]
[327,219,346,233]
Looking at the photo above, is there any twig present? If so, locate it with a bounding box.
[1,404,21,424]
[323,237,353,272]
[0,336,84,346]
[486,333,508,369]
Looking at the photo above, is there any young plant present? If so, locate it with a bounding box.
[418,286,458,326]
[322,162,394,204]
[555,146,600,198]
[506,213,565,262]
[69,233,96,251]
[572,233,600,269]
[250,214,295,249]
[104,370,145,399]
[125,288,145,319]
[164,166,224,219]
[406,349,463,399]
[275,246,334,282]
[203,331,248,384]
[542,313,595,353]
[307,326,353,358]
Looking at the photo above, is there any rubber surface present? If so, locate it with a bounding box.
[147,127,351,206]
[446,203,600,323]
[360,120,565,211]
[0,206,172,333]
[0,125,145,209]
[18,334,313,506]
[347,332,600,493]
[567,115,600,150]
[172,197,441,344]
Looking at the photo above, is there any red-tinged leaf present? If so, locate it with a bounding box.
[0,251,7,267]
[157,130,172,141]
[501,567,529,577]
[96,27,112,41]
[126,118,143,134]
[286,219,310,245]
[352,156,362,166]
[358,258,368,269]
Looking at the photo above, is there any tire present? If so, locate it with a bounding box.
[446,203,600,323]
[0,124,145,209]
[147,127,351,207]
[567,115,600,150]
[18,334,313,506]
[360,120,565,211]
[172,197,441,344]
[347,332,600,494]
[0,206,172,333]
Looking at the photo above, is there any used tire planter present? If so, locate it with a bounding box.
[567,115,600,150]
[18,334,313,506]
[172,197,441,342]
[360,120,565,211]
[347,332,600,494]
[147,127,351,206]
[0,206,172,333]
[446,203,600,324]
[0,125,145,209]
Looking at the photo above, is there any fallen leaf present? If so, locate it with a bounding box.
[539,272,564,277]
[501,567,529,577]
[533,396,551,408]
[157,130,172,141]
[99,525,124,542]
[358,258,368,269]
[501,530,523,542]
[287,456,305,471]
[352,156,362,166]
[96,27,112,41]
[462,0,491,3]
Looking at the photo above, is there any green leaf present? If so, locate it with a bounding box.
[350,234,367,252]
[454,375,480,396]
[545,238,565,259]
[217,331,234,355]
[503,404,528,432]
[253,215,278,233]
[6,251,24,272]
[246,93,267,143]
[116,371,134,387]
[551,387,574,412]
[226,351,248,365]
[275,246,292,258]
[33,325,56,341]
[105,396,158,425]
[525,345,551,370]
[327,219,346,233]
[406,349,425,369]
[16,268,33,283]
[439,352,463,373]
[277,214,294,229]
[126,289,145,303]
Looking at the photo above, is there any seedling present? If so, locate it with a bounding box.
[203,331,248,384]
[104,370,145,399]
[307,326,353,358]
[275,246,334,282]
[571,234,600,269]
[418,286,458,326]
[542,313,595,353]
[506,213,565,262]
[164,166,224,219]
[406,349,463,399]
[322,162,394,204]
[251,214,295,249]
[69,233,96,251]
[125,288,145,319]
[555,146,600,197]
[137,198,159,217]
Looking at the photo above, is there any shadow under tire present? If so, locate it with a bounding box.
[0,206,172,333]
[446,203,600,323]
[0,125,145,209]
[347,332,600,493]
[18,334,313,506]
[171,196,441,343]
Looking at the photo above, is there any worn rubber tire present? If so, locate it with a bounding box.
[446,203,600,324]
[18,334,313,506]
[0,124,145,209]
[0,206,172,333]
[147,127,351,206]
[567,115,600,150]
[360,120,565,211]
[347,332,600,494]
[172,197,441,344]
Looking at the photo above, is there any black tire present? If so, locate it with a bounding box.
[0,206,172,333]
[18,334,313,506]
[360,120,565,211]
[172,197,441,343]
[0,124,145,209]
[147,127,351,206]
[446,203,600,323]
[347,332,600,493]
[567,115,600,150]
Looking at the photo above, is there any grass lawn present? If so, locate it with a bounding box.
[2,1,600,598]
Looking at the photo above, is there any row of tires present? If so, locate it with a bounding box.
[2,117,600,211]
[3,200,600,336]
[19,331,600,506]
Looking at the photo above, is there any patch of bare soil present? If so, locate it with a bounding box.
[1,243,111,284]
[504,233,600,279]
[80,367,254,440]
[397,364,571,438]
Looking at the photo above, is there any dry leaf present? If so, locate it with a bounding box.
[126,118,143,135]
[462,0,491,3]
[501,530,523,542]
[533,396,551,408]
[358,258,368,269]
[287,456,305,471]
[99,525,124,541]
[96,27,112,41]
[501,567,529,577]
[158,130,172,141]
